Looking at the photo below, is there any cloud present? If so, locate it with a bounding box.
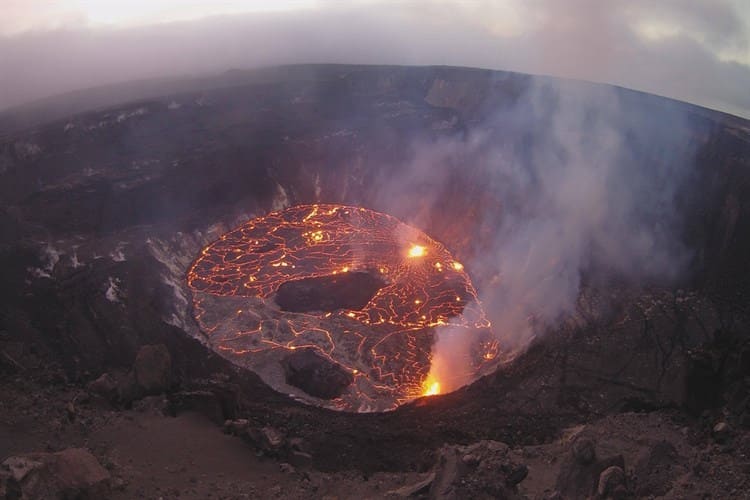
[0,1,749,117]
[632,0,747,52]
[0,0,86,35]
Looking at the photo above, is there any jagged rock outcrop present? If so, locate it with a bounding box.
[1,448,110,499]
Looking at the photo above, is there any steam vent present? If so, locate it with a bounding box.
[188,204,497,411]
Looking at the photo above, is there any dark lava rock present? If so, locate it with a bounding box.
[430,441,526,500]
[132,394,169,415]
[684,349,725,414]
[133,344,172,394]
[274,271,385,312]
[281,349,353,399]
[86,372,118,402]
[556,438,625,499]
[387,472,435,497]
[169,390,226,424]
[245,426,286,456]
[88,369,140,405]
[634,440,679,497]
[224,418,251,436]
[1,448,110,499]
[597,466,626,499]
[227,422,311,464]
[115,370,140,404]
[572,437,596,465]
[504,464,529,487]
[712,421,732,443]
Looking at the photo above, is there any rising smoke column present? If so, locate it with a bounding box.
[380,76,698,389]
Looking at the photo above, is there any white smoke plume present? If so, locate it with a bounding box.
[377,76,697,389]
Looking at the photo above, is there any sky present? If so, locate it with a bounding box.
[1,0,749,118]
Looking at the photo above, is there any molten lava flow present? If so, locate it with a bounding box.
[408,244,427,258]
[187,204,496,411]
[421,374,441,396]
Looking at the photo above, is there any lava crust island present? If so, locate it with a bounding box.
[188,204,498,411]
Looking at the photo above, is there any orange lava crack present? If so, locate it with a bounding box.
[187,204,494,411]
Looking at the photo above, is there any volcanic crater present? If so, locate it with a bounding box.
[1,64,750,497]
[187,203,495,411]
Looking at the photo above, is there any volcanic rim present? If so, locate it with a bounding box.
[187,204,499,411]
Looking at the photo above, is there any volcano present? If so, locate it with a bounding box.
[1,65,749,498]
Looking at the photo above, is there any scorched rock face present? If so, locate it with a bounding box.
[187,204,497,411]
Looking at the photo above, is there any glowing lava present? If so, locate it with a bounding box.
[408,244,427,258]
[187,204,495,411]
[421,375,441,396]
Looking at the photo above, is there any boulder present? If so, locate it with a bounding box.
[505,464,529,487]
[597,466,626,499]
[224,418,251,435]
[634,440,679,497]
[225,421,313,465]
[245,426,287,456]
[572,437,596,465]
[1,448,110,499]
[133,344,172,394]
[712,421,732,443]
[115,370,140,404]
[556,437,625,499]
[86,372,118,402]
[387,472,435,497]
[132,395,169,415]
[429,441,525,500]
[279,463,296,474]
